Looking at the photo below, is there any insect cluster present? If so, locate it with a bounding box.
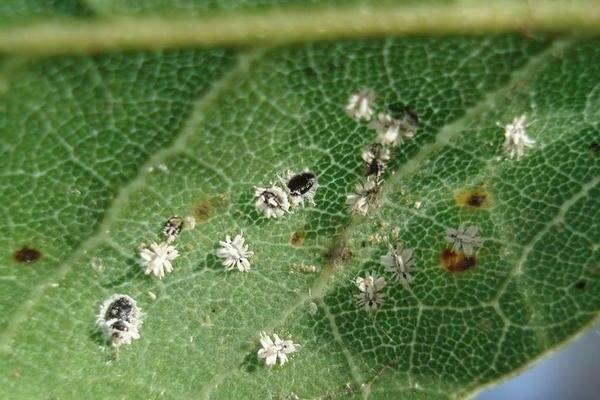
[138,215,196,280]
[96,215,195,346]
[93,86,500,364]
[345,89,419,216]
[353,240,417,313]
[254,169,319,219]
[352,223,483,313]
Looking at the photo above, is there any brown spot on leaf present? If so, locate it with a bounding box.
[290,230,305,246]
[195,204,210,220]
[193,194,228,223]
[324,240,353,267]
[454,187,492,210]
[10,369,22,380]
[440,248,476,273]
[13,247,42,264]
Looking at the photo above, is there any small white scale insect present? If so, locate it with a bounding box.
[345,89,376,121]
[139,241,179,279]
[254,185,290,219]
[370,107,419,147]
[446,224,482,256]
[216,232,254,272]
[362,143,390,177]
[257,332,300,367]
[346,177,382,216]
[96,294,143,347]
[499,114,536,159]
[380,242,416,290]
[354,272,386,312]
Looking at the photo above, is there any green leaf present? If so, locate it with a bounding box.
[1,2,599,400]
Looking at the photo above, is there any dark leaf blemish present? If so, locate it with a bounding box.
[193,194,228,223]
[13,247,42,264]
[440,248,476,272]
[240,348,260,373]
[575,280,587,290]
[324,239,353,267]
[454,187,492,210]
[290,230,305,246]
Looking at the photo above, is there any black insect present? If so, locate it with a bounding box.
[110,320,129,334]
[105,295,135,322]
[163,216,183,240]
[97,294,142,347]
[287,172,316,196]
[262,189,286,207]
[362,144,390,178]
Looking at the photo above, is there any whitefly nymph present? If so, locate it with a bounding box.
[345,89,376,121]
[380,242,416,290]
[163,215,184,242]
[257,332,300,367]
[446,223,483,257]
[279,170,319,207]
[346,177,382,216]
[354,272,386,313]
[498,114,536,159]
[370,105,419,147]
[96,294,143,347]
[139,241,179,279]
[216,232,254,272]
[362,143,391,177]
[254,185,290,219]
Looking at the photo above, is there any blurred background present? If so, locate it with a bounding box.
[479,322,600,400]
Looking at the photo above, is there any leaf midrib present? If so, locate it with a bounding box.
[1,1,600,55]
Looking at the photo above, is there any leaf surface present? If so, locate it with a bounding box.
[0,3,599,400]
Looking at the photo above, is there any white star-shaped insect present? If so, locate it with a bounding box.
[499,114,536,159]
[446,224,482,257]
[216,233,254,272]
[257,332,299,367]
[139,241,179,279]
[346,177,381,216]
[254,185,290,219]
[369,111,418,147]
[362,143,390,177]
[345,89,376,121]
[354,272,386,312]
[380,243,416,290]
[370,112,403,146]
